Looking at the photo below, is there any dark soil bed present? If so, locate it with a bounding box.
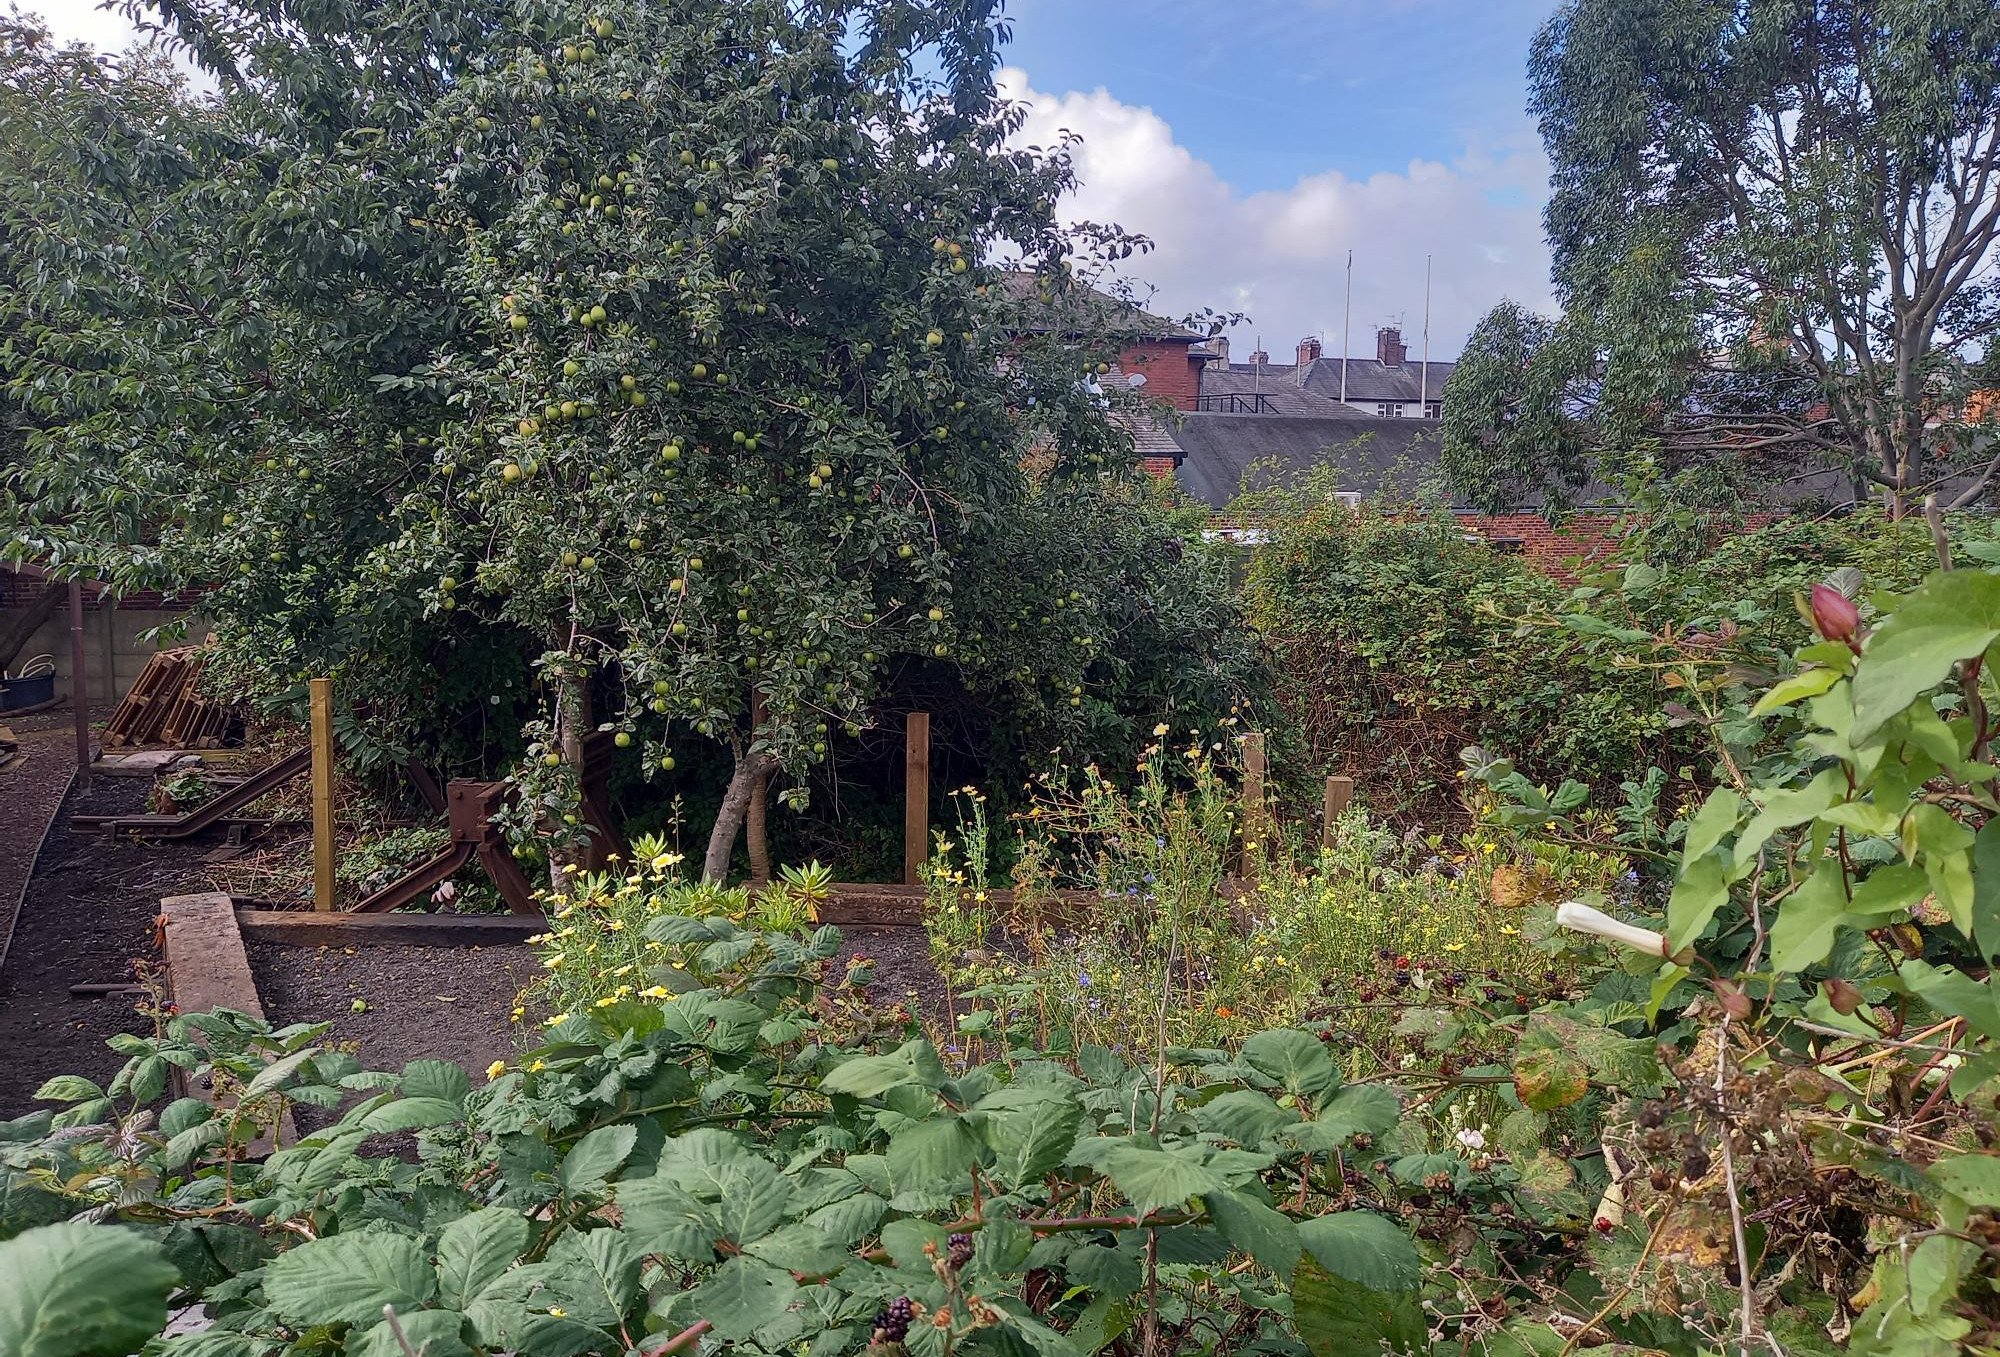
[0,772,211,1118]
[834,925,944,1015]
[244,939,539,1083]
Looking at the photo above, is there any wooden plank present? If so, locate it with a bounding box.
[237,908,549,947]
[163,892,269,1017]
[1321,775,1354,851]
[158,891,294,1149]
[1241,732,1267,881]
[309,677,336,911]
[903,711,930,887]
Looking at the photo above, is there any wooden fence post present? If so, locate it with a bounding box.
[1241,731,1266,882]
[1321,775,1354,851]
[903,711,930,887]
[68,581,91,781]
[309,677,336,911]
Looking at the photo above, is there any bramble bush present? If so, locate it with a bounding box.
[1239,467,1973,828]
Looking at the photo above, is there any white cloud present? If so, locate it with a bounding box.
[998,66,1556,360]
[19,0,148,52]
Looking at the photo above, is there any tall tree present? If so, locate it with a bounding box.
[1445,0,2000,518]
[0,0,1244,878]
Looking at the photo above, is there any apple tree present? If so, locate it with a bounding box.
[1,0,1219,877]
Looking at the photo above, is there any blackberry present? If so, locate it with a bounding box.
[874,1297,915,1344]
[947,1232,974,1271]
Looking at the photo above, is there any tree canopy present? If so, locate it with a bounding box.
[0,1,1256,877]
[1444,0,2000,519]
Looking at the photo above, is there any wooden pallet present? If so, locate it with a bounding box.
[102,647,238,748]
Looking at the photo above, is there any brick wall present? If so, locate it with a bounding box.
[1454,513,1627,577]
[1118,339,1200,411]
[1139,456,1178,477]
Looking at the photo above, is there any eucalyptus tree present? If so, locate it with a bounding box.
[1444,0,2000,519]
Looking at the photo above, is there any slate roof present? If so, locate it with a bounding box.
[999,271,1202,342]
[1169,408,1874,512]
[1205,357,1456,405]
[1172,412,1450,508]
[1120,408,1184,462]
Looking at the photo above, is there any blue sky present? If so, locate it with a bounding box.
[991,0,1564,357]
[26,0,1565,357]
[1003,0,1557,196]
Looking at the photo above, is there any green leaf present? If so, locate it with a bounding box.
[1666,853,1728,951]
[1291,1259,1425,1356]
[401,1059,471,1106]
[359,1097,464,1135]
[688,1256,799,1340]
[347,1309,470,1357]
[1751,666,1842,715]
[978,1088,1082,1185]
[1239,1029,1338,1102]
[1851,572,2000,744]
[1297,1212,1421,1291]
[1512,1019,1589,1111]
[259,1232,435,1329]
[1102,1146,1226,1218]
[0,1224,180,1357]
[1194,1089,1293,1147]
[743,1222,847,1278]
[156,1334,269,1357]
[887,1116,981,1192]
[241,1047,319,1099]
[1973,817,2000,963]
[615,1178,716,1261]
[820,1040,941,1098]
[32,1076,104,1105]
[1770,861,1854,973]
[1681,787,1742,861]
[1932,1153,2000,1206]
[557,1123,637,1194]
[434,1208,530,1309]
[562,1227,640,1315]
[1202,1189,1301,1279]
[1310,1083,1400,1142]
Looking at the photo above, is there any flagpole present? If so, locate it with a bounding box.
[1340,250,1352,405]
[1420,254,1432,413]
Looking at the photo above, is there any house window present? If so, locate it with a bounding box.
[1376,403,1393,417]
[1425,402,1442,419]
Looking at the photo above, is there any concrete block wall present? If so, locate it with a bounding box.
[1,598,207,704]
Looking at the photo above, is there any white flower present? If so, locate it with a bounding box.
[1455,1128,1487,1151]
[1555,900,1669,957]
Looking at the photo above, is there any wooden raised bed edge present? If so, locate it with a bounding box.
[223,881,1092,939]
[158,890,295,1148]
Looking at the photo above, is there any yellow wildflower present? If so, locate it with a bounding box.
[546,1013,570,1025]
[485,1060,507,1080]
[527,1059,547,1072]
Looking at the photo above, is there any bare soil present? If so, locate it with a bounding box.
[0,765,209,1118]
[244,938,539,1080]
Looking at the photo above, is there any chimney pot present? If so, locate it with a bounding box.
[1376,326,1406,367]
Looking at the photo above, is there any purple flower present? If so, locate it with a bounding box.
[1077,971,1092,988]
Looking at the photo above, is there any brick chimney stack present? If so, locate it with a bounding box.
[1296,336,1322,365]
[1209,336,1229,365]
[1376,326,1407,367]
[1248,347,1269,365]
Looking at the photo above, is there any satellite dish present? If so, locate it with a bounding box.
[1125,372,1147,388]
